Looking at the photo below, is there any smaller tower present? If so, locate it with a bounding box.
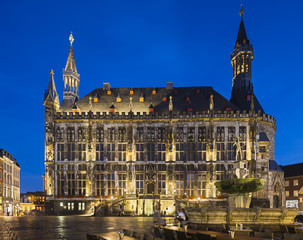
[230,5,263,113]
[61,33,80,109]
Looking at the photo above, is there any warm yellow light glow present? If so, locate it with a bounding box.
[93,98,98,103]
[152,90,156,95]
[139,97,144,102]
[107,90,111,95]
[130,90,134,95]
[116,96,121,102]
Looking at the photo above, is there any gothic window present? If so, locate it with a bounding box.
[158,127,166,142]
[187,174,195,196]
[147,127,155,142]
[67,173,75,196]
[136,143,144,161]
[57,172,65,196]
[187,127,195,142]
[239,127,247,141]
[186,143,196,161]
[108,127,115,142]
[237,57,240,74]
[158,174,166,194]
[241,55,245,73]
[198,127,207,142]
[216,127,224,141]
[56,127,64,142]
[78,144,86,161]
[118,127,126,142]
[175,174,184,195]
[118,173,126,195]
[246,56,249,72]
[175,127,184,142]
[228,127,235,141]
[216,143,225,161]
[197,143,206,161]
[77,173,86,196]
[227,143,235,161]
[197,174,206,196]
[136,127,144,142]
[67,144,75,161]
[136,173,144,194]
[96,127,104,142]
[107,144,115,161]
[175,143,184,161]
[96,174,104,196]
[67,127,75,142]
[147,143,155,161]
[118,144,126,161]
[107,173,115,196]
[78,128,86,142]
[157,144,166,161]
[57,144,64,161]
[96,144,104,161]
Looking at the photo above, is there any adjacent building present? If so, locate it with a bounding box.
[20,191,46,215]
[0,149,20,216]
[281,163,303,212]
[44,7,284,215]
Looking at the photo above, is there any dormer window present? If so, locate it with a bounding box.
[152,89,156,95]
[163,97,167,102]
[116,94,121,103]
[130,89,134,95]
[107,90,111,95]
[93,95,98,103]
[139,94,144,102]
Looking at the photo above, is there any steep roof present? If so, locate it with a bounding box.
[235,18,249,48]
[281,163,303,178]
[61,85,240,114]
[44,70,58,102]
[65,45,77,73]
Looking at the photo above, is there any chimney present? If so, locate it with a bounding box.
[103,83,111,91]
[166,82,173,90]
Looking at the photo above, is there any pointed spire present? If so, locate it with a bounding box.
[235,5,249,48]
[44,69,58,102]
[65,33,77,73]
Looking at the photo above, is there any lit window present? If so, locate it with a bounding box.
[294,190,299,197]
[116,95,121,103]
[130,89,134,95]
[139,95,144,102]
[294,180,299,186]
[286,191,289,197]
[152,90,156,95]
[60,202,63,207]
[107,90,111,95]
[285,181,289,187]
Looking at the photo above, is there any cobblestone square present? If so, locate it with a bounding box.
[0,216,155,240]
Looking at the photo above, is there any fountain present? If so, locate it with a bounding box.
[187,137,298,227]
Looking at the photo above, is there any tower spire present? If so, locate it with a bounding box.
[230,5,264,113]
[44,69,59,104]
[61,32,80,109]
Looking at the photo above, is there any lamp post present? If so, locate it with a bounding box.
[111,196,113,215]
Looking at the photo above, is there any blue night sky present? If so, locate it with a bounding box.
[0,1,302,193]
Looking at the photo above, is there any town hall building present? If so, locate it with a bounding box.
[44,7,284,215]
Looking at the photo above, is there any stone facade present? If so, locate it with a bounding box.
[0,149,20,216]
[44,10,285,215]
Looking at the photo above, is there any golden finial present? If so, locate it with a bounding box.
[239,4,244,19]
[69,32,74,46]
[50,69,54,75]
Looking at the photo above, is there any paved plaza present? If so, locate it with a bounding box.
[0,216,156,240]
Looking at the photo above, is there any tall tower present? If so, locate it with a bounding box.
[61,33,80,109]
[230,6,263,113]
[44,70,59,196]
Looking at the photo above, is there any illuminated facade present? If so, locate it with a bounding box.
[44,9,284,215]
[0,149,20,216]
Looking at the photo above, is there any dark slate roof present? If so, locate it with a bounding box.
[235,18,249,48]
[44,72,58,102]
[259,132,269,142]
[230,90,264,114]
[280,163,303,178]
[0,149,20,167]
[62,86,240,114]
[269,160,283,172]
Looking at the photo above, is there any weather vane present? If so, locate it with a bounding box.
[239,4,244,19]
[69,32,74,46]
[50,69,54,75]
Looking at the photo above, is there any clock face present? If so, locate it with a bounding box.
[259,146,266,153]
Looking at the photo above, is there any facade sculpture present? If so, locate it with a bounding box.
[44,8,284,215]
